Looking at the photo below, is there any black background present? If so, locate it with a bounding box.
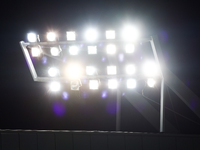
[0,0,200,134]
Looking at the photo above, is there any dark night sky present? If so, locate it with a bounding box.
[0,0,200,134]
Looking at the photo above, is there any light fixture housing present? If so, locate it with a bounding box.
[108,79,118,89]
[147,78,156,88]
[89,80,99,89]
[70,80,81,90]
[69,46,79,55]
[50,47,60,56]
[27,33,37,42]
[126,64,136,75]
[49,81,61,92]
[106,30,115,39]
[67,31,76,41]
[47,32,56,41]
[107,66,117,75]
[127,79,136,89]
[88,46,97,54]
[31,47,41,57]
[106,44,116,54]
[86,66,96,75]
[125,44,135,53]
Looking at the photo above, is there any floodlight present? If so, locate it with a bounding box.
[147,78,156,88]
[107,66,117,75]
[67,31,76,41]
[106,44,116,54]
[127,79,136,89]
[106,30,115,39]
[125,44,135,53]
[50,47,60,56]
[143,61,159,77]
[122,25,139,41]
[31,47,41,57]
[47,32,56,41]
[48,67,59,77]
[66,63,82,79]
[126,64,136,75]
[88,46,97,54]
[86,66,96,75]
[27,33,37,42]
[89,80,99,89]
[49,81,61,92]
[85,28,98,42]
[69,46,79,55]
[108,79,118,89]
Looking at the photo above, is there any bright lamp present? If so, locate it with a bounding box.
[50,47,60,56]
[85,28,98,42]
[127,79,136,89]
[86,66,96,75]
[143,61,159,77]
[49,81,61,92]
[107,66,117,75]
[31,47,41,57]
[27,33,37,42]
[47,32,56,41]
[69,46,79,55]
[88,46,97,54]
[122,25,139,41]
[125,44,135,53]
[66,63,82,79]
[67,31,76,41]
[108,79,118,89]
[89,80,99,89]
[48,67,59,77]
[106,44,116,54]
[126,64,136,75]
[147,78,156,88]
[106,30,115,39]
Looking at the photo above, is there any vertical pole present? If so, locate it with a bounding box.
[160,78,165,132]
[116,89,121,131]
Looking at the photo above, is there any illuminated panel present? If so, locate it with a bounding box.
[86,66,96,75]
[125,44,135,53]
[49,82,61,92]
[69,46,79,55]
[27,33,37,42]
[89,80,99,89]
[126,64,136,75]
[106,44,116,54]
[66,63,82,80]
[107,66,117,75]
[47,32,56,41]
[50,47,60,56]
[127,79,136,89]
[85,28,98,42]
[143,61,159,77]
[31,47,41,57]
[147,78,156,88]
[88,46,97,54]
[108,79,118,89]
[106,30,115,39]
[48,67,59,77]
[67,31,76,41]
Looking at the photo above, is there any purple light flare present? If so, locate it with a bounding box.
[62,91,69,100]
[101,91,107,99]
[53,102,66,117]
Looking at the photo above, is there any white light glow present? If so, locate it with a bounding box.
[88,46,97,54]
[66,63,82,79]
[122,25,139,41]
[31,47,41,57]
[106,30,115,39]
[85,28,98,42]
[27,33,37,42]
[86,66,96,75]
[125,44,135,53]
[47,32,56,41]
[89,80,99,89]
[67,31,76,41]
[50,47,60,56]
[108,79,118,89]
[106,44,116,54]
[48,67,59,77]
[69,46,79,55]
[127,79,136,89]
[143,61,159,77]
[49,82,61,92]
[126,64,136,75]
[107,66,117,75]
[147,78,156,88]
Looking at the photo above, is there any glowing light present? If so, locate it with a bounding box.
[89,80,99,89]
[101,91,107,98]
[122,25,139,41]
[67,31,76,41]
[127,79,136,89]
[85,28,98,42]
[147,78,156,88]
[27,33,37,42]
[49,82,61,92]
[86,66,96,75]
[106,30,115,39]
[107,66,117,75]
[69,46,79,55]
[108,79,118,89]
[143,61,159,77]
[88,46,97,54]
[126,64,136,75]
[50,47,60,56]
[66,63,82,79]
[47,32,56,41]
[31,47,41,57]
[125,44,135,53]
[62,91,69,100]
[48,67,59,77]
[106,44,116,54]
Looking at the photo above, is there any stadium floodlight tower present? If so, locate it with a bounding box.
[20,26,164,132]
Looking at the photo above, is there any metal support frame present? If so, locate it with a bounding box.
[116,89,121,131]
